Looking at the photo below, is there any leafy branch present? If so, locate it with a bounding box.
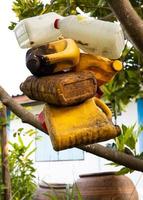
[107,124,143,175]
[102,46,143,120]
[8,129,37,199]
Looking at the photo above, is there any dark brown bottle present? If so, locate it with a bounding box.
[26,39,80,77]
[26,45,57,77]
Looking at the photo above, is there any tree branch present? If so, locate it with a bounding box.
[80,144,143,172]
[0,86,45,133]
[0,106,12,200]
[1,85,143,172]
[107,0,143,55]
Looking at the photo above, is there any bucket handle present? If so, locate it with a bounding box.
[94,97,112,120]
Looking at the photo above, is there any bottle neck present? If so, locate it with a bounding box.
[54,19,60,29]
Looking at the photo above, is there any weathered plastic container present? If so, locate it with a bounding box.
[44,97,120,151]
[20,71,97,106]
[54,15,125,59]
[75,53,123,86]
[26,39,80,76]
[14,12,63,48]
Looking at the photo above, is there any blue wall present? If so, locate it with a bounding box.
[137,98,143,152]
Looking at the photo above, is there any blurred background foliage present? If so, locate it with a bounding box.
[0,127,37,200]
[9,0,143,118]
[107,123,143,175]
[0,138,5,197]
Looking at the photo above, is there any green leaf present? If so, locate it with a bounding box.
[114,133,124,151]
[122,124,128,134]
[25,140,33,151]
[8,21,17,30]
[14,127,24,136]
[9,141,16,148]
[116,167,131,175]
[106,162,119,167]
[35,135,42,141]
[25,148,36,158]
[126,135,136,150]
[18,135,24,147]
[124,124,135,141]
[26,129,37,136]
[13,132,17,137]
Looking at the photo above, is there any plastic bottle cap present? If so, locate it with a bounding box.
[112,60,123,71]
[54,19,60,29]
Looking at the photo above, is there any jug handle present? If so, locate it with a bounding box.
[94,97,112,120]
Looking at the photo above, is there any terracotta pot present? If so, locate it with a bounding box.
[74,172,138,200]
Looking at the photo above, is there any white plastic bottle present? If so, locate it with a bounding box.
[14,12,63,48]
[54,15,125,59]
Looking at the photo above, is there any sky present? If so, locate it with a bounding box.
[0,1,35,96]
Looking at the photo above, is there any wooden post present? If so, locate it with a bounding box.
[0,104,12,200]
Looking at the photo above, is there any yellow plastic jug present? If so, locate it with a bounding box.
[44,97,120,151]
[26,39,80,76]
[75,53,123,86]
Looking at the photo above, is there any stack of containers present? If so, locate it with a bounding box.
[14,12,124,151]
